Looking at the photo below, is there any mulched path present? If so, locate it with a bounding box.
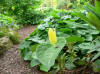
[0,26,46,74]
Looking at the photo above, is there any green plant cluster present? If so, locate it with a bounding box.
[0,0,45,25]
[74,0,100,31]
[0,13,20,44]
[19,10,100,73]
[0,14,19,30]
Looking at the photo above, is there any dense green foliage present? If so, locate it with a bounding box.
[0,14,19,29]
[0,0,44,25]
[0,14,20,44]
[74,0,100,31]
[57,0,88,9]
[19,10,100,73]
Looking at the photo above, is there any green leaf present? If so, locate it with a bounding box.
[85,3,100,19]
[30,59,40,67]
[73,10,89,23]
[93,59,100,72]
[30,44,39,52]
[88,37,100,53]
[30,52,40,67]
[85,35,93,41]
[66,36,84,44]
[19,41,32,49]
[36,37,66,72]
[77,30,87,35]
[40,65,50,72]
[76,59,86,66]
[31,52,38,60]
[28,36,46,44]
[89,30,99,35]
[65,62,76,70]
[79,43,92,49]
[24,51,32,60]
[60,28,72,33]
[65,57,76,70]
[95,0,100,16]
[92,52,100,61]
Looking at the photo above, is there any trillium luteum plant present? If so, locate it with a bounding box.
[48,28,57,45]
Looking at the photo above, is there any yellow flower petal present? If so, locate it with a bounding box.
[48,28,57,45]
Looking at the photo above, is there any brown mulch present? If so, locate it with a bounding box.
[0,26,45,74]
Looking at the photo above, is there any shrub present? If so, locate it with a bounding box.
[16,10,45,25]
[0,0,44,25]
[0,14,19,30]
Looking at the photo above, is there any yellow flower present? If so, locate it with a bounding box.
[48,28,57,45]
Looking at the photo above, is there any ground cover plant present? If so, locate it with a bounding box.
[0,14,19,29]
[19,9,100,73]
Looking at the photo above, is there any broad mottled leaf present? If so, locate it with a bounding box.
[79,43,92,49]
[19,41,32,49]
[30,59,40,67]
[36,37,66,71]
[85,35,93,41]
[28,36,46,44]
[30,52,40,67]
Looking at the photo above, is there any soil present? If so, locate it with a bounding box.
[0,26,99,74]
[0,26,45,74]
